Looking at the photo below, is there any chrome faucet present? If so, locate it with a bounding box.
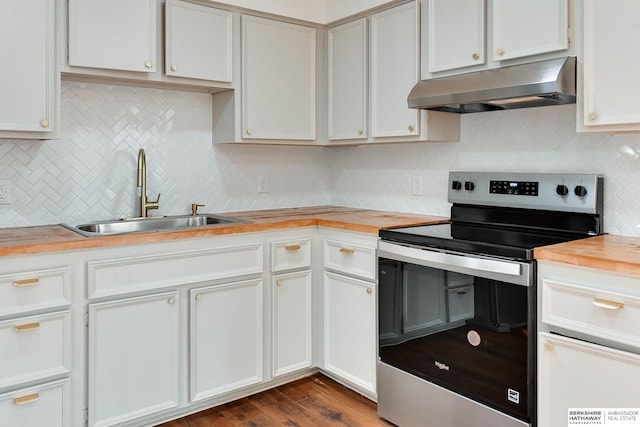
[136,148,160,217]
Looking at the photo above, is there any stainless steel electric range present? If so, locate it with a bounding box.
[377,171,603,427]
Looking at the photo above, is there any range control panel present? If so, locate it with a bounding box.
[448,172,603,214]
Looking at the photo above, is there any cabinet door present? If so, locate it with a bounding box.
[492,0,568,61]
[242,16,316,140]
[328,19,367,141]
[165,0,232,82]
[190,279,263,402]
[0,0,54,133]
[323,272,376,393]
[582,0,640,131]
[427,0,485,73]
[88,292,180,427]
[370,2,420,138]
[272,271,312,377]
[69,0,156,72]
[538,332,640,425]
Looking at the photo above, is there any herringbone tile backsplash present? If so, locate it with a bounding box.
[1,81,640,236]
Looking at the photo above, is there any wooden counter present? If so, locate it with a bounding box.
[0,206,448,257]
[534,234,640,276]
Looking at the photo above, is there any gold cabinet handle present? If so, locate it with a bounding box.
[145,60,153,68]
[168,297,176,305]
[592,298,624,310]
[14,278,40,287]
[408,125,415,132]
[195,294,203,301]
[246,129,253,136]
[276,280,283,287]
[357,129,364,136]
[40,119,49,128]
[14,393,39,405]
[170,64,177,72]
[285,244,301,251]
[14,322,40,332]
[457,290,468,295]
[366,288,372,294]
[472,53,479,60]
[588,112,598,121]
[496,48,505,56]
[544,342,553,351]
[339,247,355,254]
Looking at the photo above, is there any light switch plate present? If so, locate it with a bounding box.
[0,180,10,204]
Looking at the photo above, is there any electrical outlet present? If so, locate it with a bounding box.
[0,180,10,204]
[412,176,424,196]
[258,175,269,193]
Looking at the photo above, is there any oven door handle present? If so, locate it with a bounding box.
[378,241,527,284]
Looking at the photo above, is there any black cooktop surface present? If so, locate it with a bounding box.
[379,222,588,261]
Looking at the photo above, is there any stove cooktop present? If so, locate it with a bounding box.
[379,222,590,261]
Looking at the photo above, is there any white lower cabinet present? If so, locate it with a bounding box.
[88,291,180,427]
[272,271,312,377]
[0,379,70,427]
[189,279,263,401]
[323,271,376,394]
[538,332,640,425]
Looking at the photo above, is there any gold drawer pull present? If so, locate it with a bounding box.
[285,244,301,251]
[14,278,40,287]
[14,393,39,405]
[339,247,355,254]
[277,280,283,287]
[14,322,40,332]
[544,342,553,351]
[593,298,624,310]
[457,290,468,295]
[366,288,373,294]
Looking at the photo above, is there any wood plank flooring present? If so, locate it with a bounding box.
[156,374,393,427]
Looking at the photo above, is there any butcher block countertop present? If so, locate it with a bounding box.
[535,234,640,276]
[0,206,448,257]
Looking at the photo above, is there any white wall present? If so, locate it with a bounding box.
[2,82,640,237]
[331,104,640,236]
[0,81,332,227]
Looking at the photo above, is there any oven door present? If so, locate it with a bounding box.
[377,241,535,424]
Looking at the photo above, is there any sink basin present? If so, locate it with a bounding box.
[62,214,249,237]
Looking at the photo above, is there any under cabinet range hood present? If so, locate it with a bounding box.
[408,56,576,113]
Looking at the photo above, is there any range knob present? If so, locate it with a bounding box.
[464,181,475,191]
[556,184,569,197]
[574,185,588,198]
[451,180,462,190]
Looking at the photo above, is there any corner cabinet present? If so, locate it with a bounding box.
[165,0,232,82]
[369,2,460,143]
[241,16,316,141]
[580,0,640,132]
[0,0,57,138]
[68,0,156,73]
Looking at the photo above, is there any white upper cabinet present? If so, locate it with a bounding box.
[492,0,568,62]
[68,0,157,72]
[427,0,485,73]
[165,0,232,82]
[581,0,640,132]
[370,2,420,138]
[241,15,316,141]
[0,0,56,137]
[327,19,368,141]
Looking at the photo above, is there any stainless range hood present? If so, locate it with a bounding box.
[408,56,576,113]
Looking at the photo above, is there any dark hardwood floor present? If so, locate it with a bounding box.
[156,374,393,427]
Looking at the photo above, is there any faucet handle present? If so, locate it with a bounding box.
[191,203,205,216]
[147,193,161,213]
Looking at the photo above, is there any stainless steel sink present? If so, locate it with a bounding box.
[62,214,249,237]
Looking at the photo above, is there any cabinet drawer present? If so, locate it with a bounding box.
[324,239,376,281]
[0,268,71,317]
[89,243,263,298]
[542,278,640,349]
[271,238,311,272]
[0,311,71,389]
[0,379,69,427]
